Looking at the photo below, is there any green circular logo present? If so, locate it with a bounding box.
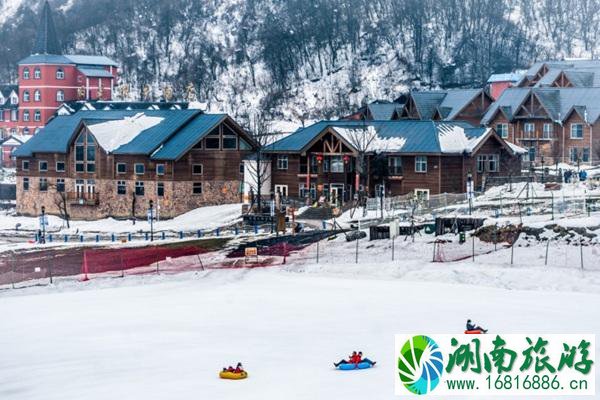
[397,335,444,395]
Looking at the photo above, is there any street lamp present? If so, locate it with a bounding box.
[149,200,154,241]
[466,172,474,215]
[40,205,46,244]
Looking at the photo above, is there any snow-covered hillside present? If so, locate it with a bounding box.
[2,0,600,127]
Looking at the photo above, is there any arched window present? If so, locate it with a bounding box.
[23,111,30,122]
[34,90,41,102]
[34,68,41,79]
[56,90,64,102]
[56,68,64,79]
[34,110,41,121]
[23,91,30,102]
[23,68,30,80]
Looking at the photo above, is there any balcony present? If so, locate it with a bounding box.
[67,192,99,206]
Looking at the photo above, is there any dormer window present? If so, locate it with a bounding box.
[34,90,41,102]
[23,91,30,102]
[34,68,41,79]
[56,68,64,80]
[9,92,18,105]
[23,68,30,80]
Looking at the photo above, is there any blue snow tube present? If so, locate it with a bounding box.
[338,362,372,370]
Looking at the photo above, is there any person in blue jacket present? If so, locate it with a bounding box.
[466,319,488,333]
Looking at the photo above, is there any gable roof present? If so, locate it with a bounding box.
[482,87,600,125]
[13,109,244,161]
[406,89,485,121]
[487,73,524,83]
[18,54,118,67]
[263,120,496,155]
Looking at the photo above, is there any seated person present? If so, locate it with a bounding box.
[466,319,488,333]
[357,351,376,366]
[334,351,357,367]
[233,362,244,373]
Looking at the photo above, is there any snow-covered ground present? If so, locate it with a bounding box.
[0,238,599,400]
[0,203,243,234]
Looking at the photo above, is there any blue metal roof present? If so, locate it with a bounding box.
[65,55,118,67]
[151,114,227,160]
[263,120,477,154]
[112,110,199,155]
[77,67,114,78]
[13,109,207,158]
[18,54,118,67]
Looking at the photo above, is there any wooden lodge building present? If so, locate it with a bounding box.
[481,87,600,166]
[343,89,493,127]
[13,109,255,219]
[263,120,524,204]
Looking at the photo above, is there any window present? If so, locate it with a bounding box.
[34,68,41,79]
[156,164,165,175]
[39,177,48,192]
[11,110,17,121]
[56,68,64,79]
[570,148,579,163]
[477,155,486,173]
[23,128,29,135]
[23,177,29,191]
[56,90,64,102]
[239,138,252,150]
[239,163,244,174]
[193,182,203,194]
[117,180,126,195]
[330,155,344,173]
[388,157,402,175]
[543,123,553,139]
[23,91,30,102]
[192,164,203,175]
[488,154,499,172]
[528,147,536,162]
[157,182,164,197]
[323,158,330,173]
[56,178,65,193]
[116,163,126,174]
[415,156,427,173]
[414,189,430,201]
[34,90,41,102]
[277,155,288,170]
[570,123,584,139]
[299,183,307,198]
[56,162,65,172]
[524,123,535,138]
[274,184,288,197]
[75,132,95,173]
[34,110,41,121]
[39,161,48,172]
[583,147,590,163]
[22,160,29,171]
[222,126,237,149]
[134,163,145,175]
[135,181,144,196]
[205,128,220,149]
[23,68,30,79]
[496,123,509,139]
[23,111,30,122]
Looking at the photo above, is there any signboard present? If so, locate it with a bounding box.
[389,219,399,239]
[244,247,258,257]
[243,214,289,225]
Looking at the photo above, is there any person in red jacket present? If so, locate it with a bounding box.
[233,362,244,373]
[334,351,357,367]
[357,351,376,366]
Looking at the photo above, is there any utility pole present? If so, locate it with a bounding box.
[466,172,474,215]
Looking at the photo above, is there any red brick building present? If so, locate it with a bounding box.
[0,1,118,141]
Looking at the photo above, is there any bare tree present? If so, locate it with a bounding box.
[51,184,70,229]
[245,113,275,212]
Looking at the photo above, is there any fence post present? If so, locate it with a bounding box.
[128,233,132,241]
[493,224,497,252]
[392,236,395,261]
[215,228,220,237]
[510,243,514,265]
[472,235,475,262]
[64,234,68,243]
[322,220,327,230]
[80,235,84,243]
[197,229,202,238]
[120,254,124,278]
[545,239,550,266]
[432,241,436,262]
[96,234,99,243]
[48,234,53,243]
[254,225,258,234]
[156,253,160,274]
[355,222,360,264]
[179,231,183,239]
[111,233,115,242]
[145,232,149,241]
[48,257,53,285]
[283,242,287,265]
[580,242,584,270]
[234,226,239,235]
[161,231,165,240]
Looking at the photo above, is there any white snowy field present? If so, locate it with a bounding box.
[0,203,243,234]
[0,255,599,400]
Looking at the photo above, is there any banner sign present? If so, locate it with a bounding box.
[394,334,595,396]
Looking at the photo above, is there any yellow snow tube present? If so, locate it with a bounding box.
[219,371,248,380]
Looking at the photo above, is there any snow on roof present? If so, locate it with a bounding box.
[87,113,164,152]
[1,134,33,146]
[506,141,528,154]
[334,126,407,153]
[436,125,487,153]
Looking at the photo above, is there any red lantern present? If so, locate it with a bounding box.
[343,155,350,164]
[316,154,323,164]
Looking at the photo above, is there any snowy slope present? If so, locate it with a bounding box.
[0,264,598,400]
